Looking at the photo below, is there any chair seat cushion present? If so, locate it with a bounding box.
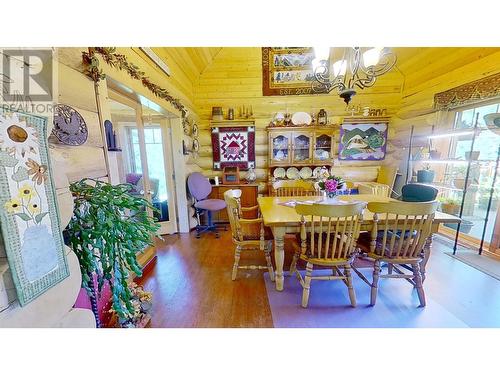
[195,199,226,211]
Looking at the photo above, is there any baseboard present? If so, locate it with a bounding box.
[134,255,158,283]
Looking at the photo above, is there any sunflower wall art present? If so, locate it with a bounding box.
[0,111,68,306]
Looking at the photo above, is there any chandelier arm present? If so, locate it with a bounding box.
[313,60,332,85]
[350,47,360,76]
[359,52,397,77]
[311,47,396,102]
[354,76,376,90]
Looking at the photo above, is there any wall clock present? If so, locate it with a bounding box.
[52,104,88,146]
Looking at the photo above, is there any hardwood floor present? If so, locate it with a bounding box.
[139,231,500,328]
[140,231,296,327]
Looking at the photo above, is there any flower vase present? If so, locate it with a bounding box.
[322,191,339,204]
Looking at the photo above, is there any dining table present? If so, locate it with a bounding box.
[257,194,461,291]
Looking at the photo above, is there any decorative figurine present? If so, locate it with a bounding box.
[246,167,256,183]
[317,109,327,125]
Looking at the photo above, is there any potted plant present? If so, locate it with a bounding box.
[66,178,160,327]
[416,163,435,183]
[438,197,461,215]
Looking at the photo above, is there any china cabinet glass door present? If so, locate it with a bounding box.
[270,132,291,165]
[313,132,334,163]
[292,132,312,163]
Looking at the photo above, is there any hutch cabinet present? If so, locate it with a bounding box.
[268,126,335,171]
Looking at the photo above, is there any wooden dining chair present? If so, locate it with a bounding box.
[290,201,366,308]
[224,189,275,281]
[353,201,438,307]
[271,179,320,197]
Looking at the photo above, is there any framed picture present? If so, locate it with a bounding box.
[338,122,388,160]
[211,126,255,170]
[0,111,69,306]
[262,47,316,96]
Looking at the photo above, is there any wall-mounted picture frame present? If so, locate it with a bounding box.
[262,47,316,96]
[0,111,69,306]
[338,121,388,161]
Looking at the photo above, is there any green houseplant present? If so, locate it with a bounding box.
[66,178,160,326]
[438,197,461,215]
[416,163,435,183]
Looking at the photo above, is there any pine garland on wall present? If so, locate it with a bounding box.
[82,47,187,116]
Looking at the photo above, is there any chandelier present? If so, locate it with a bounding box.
[311,47,397,105]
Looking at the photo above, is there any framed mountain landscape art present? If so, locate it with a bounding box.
[338,121,388,160]
[262,47,316,96]
[0,111,69,306]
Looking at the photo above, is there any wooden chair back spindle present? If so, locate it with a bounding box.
[295,202,366,261]
[368,201,438,259]
[224,189,244,241]
[272,180,320,197]
[223,189,275,281]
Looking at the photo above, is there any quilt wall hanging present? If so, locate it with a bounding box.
[262,47,316,96]
[0,111,69,306]
[211,126,255,170]
[338,121,388,161]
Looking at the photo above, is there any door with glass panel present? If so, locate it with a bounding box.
[108,93,177,235]
[140,106,177,235]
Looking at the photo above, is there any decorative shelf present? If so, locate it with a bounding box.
[412,159,497,165]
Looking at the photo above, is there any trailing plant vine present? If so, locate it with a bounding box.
[66,178,160,322]
[82,47,187,116]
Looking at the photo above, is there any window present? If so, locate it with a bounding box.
[444,101,500,245]
[128,126,168,202]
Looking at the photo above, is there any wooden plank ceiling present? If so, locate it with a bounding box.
[155,47,500,118]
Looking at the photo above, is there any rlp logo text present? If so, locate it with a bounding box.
[1,49,53,102]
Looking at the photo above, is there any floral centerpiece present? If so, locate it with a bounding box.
[316,175,346,199]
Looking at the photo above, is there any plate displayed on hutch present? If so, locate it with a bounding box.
[299,167,312,179]
[286,167,300,179]
[314,149,330,160]
[291,112,312,126]
[273,167,286,179]
[312,167,322,178]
